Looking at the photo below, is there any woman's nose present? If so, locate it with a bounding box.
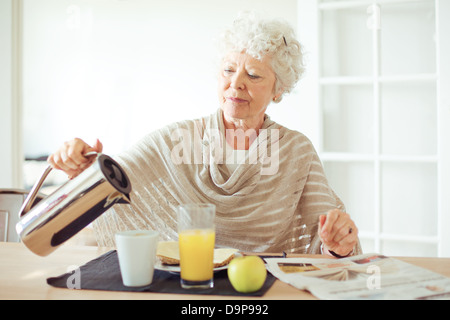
[230,71,246,90]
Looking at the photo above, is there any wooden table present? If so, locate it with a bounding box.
[1,242,450,300]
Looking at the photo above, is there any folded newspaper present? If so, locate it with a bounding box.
[265,253,450,300]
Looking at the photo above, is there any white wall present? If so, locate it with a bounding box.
[0,0,22,189]
[0,0,13,187]
[22,0,307,159]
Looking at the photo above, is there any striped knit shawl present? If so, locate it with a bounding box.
[93,108,361,254]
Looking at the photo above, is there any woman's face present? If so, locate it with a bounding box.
[218,52,279,126]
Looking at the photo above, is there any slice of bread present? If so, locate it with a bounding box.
[156,241,180,265]
[156,241,238,268]
[213,248,238,267]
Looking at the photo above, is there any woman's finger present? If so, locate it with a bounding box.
[331,218,355,243]
[320,209,338,239]
[319,209,358,257]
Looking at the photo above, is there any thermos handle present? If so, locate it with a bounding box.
[18,151,99,218]
[19,165,53,217]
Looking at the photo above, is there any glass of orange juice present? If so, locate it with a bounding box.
[177,203,215,289]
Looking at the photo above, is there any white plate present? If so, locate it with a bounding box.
[155,252,242,273]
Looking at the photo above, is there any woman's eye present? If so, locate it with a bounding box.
[248,73,260,79]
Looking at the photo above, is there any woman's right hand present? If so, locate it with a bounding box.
[47,138,103,179]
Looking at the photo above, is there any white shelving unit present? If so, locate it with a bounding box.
[301,0,450,256]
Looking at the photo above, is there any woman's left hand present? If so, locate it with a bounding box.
[319,209,358,257]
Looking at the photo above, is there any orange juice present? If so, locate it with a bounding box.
[178,229,215,281]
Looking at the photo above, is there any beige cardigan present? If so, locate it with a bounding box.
[93,109,362,255]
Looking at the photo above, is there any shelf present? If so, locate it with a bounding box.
[317,0,447,257]
[358,231,439,244]
[319,0,434,11]
[319,73,437,85]
[320,152,438,163]
[320,76,373,85]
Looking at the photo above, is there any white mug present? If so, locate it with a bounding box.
[115,230,159,287]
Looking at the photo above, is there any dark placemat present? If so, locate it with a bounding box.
[47,250,276,296]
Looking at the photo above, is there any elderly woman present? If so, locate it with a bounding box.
[48,13,361,257]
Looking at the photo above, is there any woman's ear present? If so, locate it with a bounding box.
[272,90,284,103]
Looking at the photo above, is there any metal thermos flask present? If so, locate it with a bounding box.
[16,153,131,256]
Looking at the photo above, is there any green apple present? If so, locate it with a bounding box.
[227,255,267,293]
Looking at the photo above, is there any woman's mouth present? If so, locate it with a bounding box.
[227,97,247,104]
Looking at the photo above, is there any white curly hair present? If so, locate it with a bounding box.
[218,12,305,103]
